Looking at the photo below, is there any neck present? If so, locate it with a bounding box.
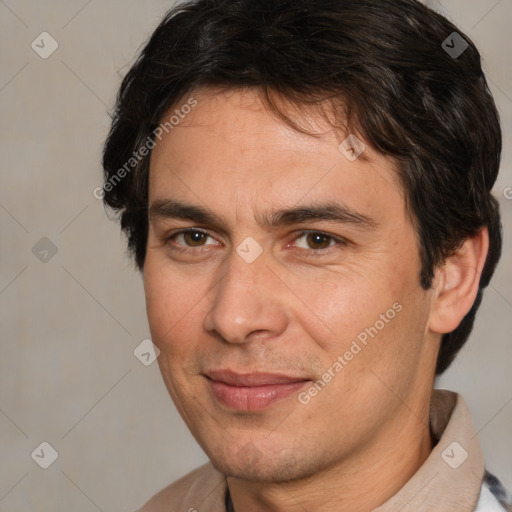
[227,402,434,512]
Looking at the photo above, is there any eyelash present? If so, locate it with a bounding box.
[163,228,348,256]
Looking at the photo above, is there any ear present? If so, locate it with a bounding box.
[428,227,489,334]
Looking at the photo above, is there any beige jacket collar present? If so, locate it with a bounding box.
[373,389,484,511]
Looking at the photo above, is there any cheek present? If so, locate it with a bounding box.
[285,264,401,358]
[144,258,203,356]
[292,260,425,386]
[144,273,172,342]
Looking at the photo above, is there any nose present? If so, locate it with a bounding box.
[203,249,289,345]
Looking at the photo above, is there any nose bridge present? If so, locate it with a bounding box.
[204,249,287,344]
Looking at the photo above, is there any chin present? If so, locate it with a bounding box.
[207,444,321,483]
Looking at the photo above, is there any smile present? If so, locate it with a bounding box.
[205,370,310,411]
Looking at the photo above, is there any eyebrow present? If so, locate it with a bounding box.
[148,199,378,232]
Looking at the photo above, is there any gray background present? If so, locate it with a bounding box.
[0,0,510,510]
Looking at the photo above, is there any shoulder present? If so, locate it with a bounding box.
[134,462,227,512]
[475,471,512,512]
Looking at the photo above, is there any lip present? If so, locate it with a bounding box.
[205,370,310,411]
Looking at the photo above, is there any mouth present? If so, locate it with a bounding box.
[204,370,310,411]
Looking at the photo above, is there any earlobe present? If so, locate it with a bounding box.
[428,227,489,335]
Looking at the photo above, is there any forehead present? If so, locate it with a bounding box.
[148,88,405,226]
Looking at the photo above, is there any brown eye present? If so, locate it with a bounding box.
[168,229,214,248]
[182,231,208,247]
[295,231,336,251]
[304,232,333,250]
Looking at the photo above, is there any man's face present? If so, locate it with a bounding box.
[144,88,439,482]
